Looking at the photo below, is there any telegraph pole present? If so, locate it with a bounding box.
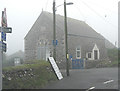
[64,0,69,76]
[53,0,56,61]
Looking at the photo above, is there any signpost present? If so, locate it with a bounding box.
[53,40,58,46]
[48,57,63,80]
[1,32,6,41]
[0,27,12,33]
[0,48,2,91]
[0,27,12,91]
[0,8,12,91]
[0,41,7,52]
[0,27,11,91]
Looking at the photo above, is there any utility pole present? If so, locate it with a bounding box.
[64,0,69,76]
[53,0,56,61]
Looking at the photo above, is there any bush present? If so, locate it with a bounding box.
[107,48,118,61]
[106,48,118,67]
[3,60,57,89]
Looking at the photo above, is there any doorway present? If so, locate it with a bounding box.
[94,50,98,60]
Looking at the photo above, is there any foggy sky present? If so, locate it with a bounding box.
[0,0,118,55]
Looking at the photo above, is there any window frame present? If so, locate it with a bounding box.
[88,52,91,58]
[76,47,81,59]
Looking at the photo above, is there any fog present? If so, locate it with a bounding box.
[0,0,118,55]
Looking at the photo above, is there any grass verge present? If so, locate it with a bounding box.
[3,60,57,89]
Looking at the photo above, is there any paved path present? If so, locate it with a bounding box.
[43,68,118,89]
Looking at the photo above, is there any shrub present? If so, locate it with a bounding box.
[3,60,57,89]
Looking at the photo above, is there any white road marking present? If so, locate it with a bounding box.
[86,87,95,91]
[103,80,114,84]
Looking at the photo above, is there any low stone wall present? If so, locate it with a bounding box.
[84,60,101,69]
[84,60,112,69]
[56,59,112,69]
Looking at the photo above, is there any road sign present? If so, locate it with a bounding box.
[53,40,58,45]
[1,32,6,41]
[0,42,2,50]
[0,27,12,33]
[2,42,6,52]
[48,57,63,80]
[0,41,7,52]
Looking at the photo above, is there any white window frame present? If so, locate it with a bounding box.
[92,44,100,60]
[76,47,81,59]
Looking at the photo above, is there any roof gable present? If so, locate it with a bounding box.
[84,43,95,52]
[93,44,99,50]
[25,11,105,41]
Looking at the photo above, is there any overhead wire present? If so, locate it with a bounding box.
[76,0,117,29]
[45,0,49,11]
[73,5,87,22]
[83,0,118,14]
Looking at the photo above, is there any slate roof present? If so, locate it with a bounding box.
[85,43,96,52]
[25,11,105,40]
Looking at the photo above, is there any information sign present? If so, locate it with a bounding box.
[48,57,63,80]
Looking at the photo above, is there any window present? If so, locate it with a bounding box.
[76,47,81,59]
[88,53,91,58]
[77,51,80,57]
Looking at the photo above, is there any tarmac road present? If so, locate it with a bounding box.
[43,67,118,90]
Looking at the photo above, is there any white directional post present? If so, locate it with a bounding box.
[0,27,2,91]
[0,8,12,90]
[0,50,2,91]
[0,27,12,91]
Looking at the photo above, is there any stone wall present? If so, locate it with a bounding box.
[84,60,112,69]
[56,59,112,69]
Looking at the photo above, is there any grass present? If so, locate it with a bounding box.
[3,60,57,89]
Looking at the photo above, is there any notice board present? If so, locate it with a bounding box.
[48,57,63,80]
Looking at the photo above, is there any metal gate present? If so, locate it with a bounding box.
[72,59,84,69]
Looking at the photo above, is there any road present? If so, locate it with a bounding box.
[43,67,118,90]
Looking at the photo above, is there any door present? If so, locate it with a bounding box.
[94,50,98,60]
